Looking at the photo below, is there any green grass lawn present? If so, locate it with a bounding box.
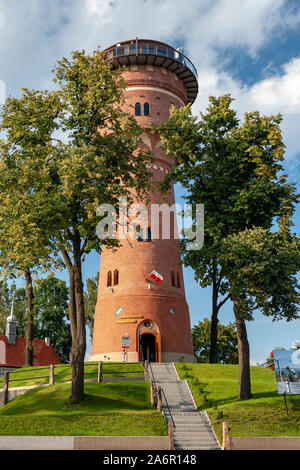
[0,362,143,389]
[176,363,300,442]
[0,381,167,436]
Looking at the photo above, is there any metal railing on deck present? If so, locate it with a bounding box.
[105,40,198,79]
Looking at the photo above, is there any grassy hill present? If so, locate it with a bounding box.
[1,362,299,440]
[176,363,300,441]
[0,381,167,436]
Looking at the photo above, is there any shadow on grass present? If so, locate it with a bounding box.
[187,378,282,410]
[0,382,152,416]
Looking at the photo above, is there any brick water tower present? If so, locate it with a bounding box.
[91,39,198,363]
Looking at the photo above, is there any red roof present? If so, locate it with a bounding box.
[0,336,61,368]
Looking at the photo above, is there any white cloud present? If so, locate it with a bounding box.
[190,57,300,161]
[250,58,300,114]
[0,0,300,160]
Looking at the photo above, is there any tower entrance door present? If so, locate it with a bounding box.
[139,333,156,363]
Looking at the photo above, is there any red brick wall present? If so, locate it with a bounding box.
[0,336,61,367]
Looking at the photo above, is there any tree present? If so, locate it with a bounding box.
[192,317,238,364]
[220,227,300,398]
[84,272,99,341]
[0,49,151,402]
[49,50,151,402]
[158,95,298,399]
[33,276,71,363]
[0,89,61,365]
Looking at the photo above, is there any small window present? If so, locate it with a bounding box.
[114,269,119,286]
[144,103,150,116]
[171,271,176,287]
[107,271,112,287]
[176,272,181,288]
[147,227,152,242]
[135,102,141,116]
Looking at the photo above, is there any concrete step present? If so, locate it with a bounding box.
[174,434,217,440]
[174,435,218,440]
[173,427,215,433]
[175,445,220,450]
[174,438,219,444]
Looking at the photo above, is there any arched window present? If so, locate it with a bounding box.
[107,271,112,287]
[114,269,119,285]
[147,227,152,242]
[176,272,181,288]
[144,102,150,116]
[171,271,176,287]
[135,102,141,116]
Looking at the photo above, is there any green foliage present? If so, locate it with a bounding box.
[33,276,72,363]
[0,280,13,334]
[158,94,298,291]
[159,95,299,397]
[0,89,62,277]
[0,48,152,397]
[220,228,300,321]
[84,272,99,340]
[192,318,238,364]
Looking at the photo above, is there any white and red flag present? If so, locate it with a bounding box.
[149,270,164,284]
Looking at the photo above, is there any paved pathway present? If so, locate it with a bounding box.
[149,362,221,450]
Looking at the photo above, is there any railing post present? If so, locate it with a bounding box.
[157,386,162,413]
[144,360,149,382]
[222,421,231,450]
[2,371,9,405]
[49,364,55,385]
[98,361,103,383]
[168,420,174,450]
[150,382,156,407]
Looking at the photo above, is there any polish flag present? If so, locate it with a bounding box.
[149,270,163,283]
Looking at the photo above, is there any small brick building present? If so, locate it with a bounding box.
[0,311,61,375]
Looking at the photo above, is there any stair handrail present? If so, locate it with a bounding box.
[148,360,155,386]
[160,386,175,429]
[148,362,175,429]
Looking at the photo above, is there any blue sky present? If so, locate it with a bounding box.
[0,0,299,363]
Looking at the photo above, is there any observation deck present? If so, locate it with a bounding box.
[105,39,198,104]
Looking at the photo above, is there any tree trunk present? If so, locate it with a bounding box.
[69,233,86,403]
[24,269,34,366]
[233,297,251,400]
[68,269,77,344]
[209,278,219,363]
